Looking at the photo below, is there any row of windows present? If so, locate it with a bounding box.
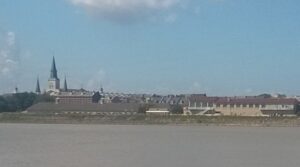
[216,104,266,108]
[191,103,293,109]
[57,99,92,104]
[193,103,266,108]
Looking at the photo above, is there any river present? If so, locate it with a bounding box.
[0,124,299,167]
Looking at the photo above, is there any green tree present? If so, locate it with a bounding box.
[34,94,55,103]
[0,96,8,112]
[0,92,54,112]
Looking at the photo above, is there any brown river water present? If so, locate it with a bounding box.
[0,124,299,167]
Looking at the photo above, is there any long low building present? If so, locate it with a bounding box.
[187,95,299,117]
[27,103,141,115]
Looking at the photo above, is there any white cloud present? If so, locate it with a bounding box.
[86,69,106,90]
[7,32,15,46]
[245,88,253,94]
[1,67,10,75]
[5,59,17,64]
[0,31,19,76]
[0,30,20,93]
[69,0,183,23]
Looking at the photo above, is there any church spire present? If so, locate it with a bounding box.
[35,77,41,94]
[50,56,58,79]
[63,76,68,91]
[47,56,60,92]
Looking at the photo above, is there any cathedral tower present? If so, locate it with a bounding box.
[47,56,60,92]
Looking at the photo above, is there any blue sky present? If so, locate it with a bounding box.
[0,0,300,95]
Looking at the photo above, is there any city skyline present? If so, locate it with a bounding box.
[1,0,300,95]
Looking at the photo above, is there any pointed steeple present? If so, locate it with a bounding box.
[36,77,41,94]
[47,56,60,92]
[50,56,58,79]
[63,76,68,91]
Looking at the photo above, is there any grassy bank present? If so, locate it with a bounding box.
[1,112,300,126]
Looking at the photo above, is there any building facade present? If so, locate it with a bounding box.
[187,95,299,116]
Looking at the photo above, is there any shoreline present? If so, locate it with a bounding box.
[1,113,300,127]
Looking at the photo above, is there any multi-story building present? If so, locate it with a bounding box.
[187,94,299,116]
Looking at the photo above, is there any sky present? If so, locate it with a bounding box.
[0,0,300,96]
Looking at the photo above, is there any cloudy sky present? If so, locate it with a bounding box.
[0,0,300,95]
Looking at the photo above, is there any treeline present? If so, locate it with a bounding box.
[0,93,54,112]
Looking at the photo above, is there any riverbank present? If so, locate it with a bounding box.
[1,113,300,126]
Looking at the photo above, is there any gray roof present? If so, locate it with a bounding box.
[149,95,187,105]
[27,102,140,113]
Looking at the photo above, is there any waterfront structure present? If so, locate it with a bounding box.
[146,104,170,116]
[27,102,140,115]
[187,94,299,116]
[32,57,299,117]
